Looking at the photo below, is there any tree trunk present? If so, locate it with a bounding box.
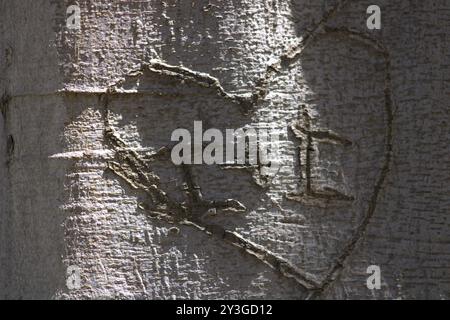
[0,0,449,299]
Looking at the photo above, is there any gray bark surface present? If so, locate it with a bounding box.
[0,0,449,299]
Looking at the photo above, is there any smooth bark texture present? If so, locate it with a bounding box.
[0,0,449,299]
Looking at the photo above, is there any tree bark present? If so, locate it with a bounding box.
[0,0,449,299]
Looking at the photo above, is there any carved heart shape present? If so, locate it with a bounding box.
[97,28,393,299]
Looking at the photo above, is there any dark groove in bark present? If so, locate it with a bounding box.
[0,92,12,165]
[251,0,351,104]
[307,28,395,299]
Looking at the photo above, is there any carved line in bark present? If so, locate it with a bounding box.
[287,104,356,205]
[306,27,395,299]
[0,92,13,166]
[252,0,351,103]
[107,60,255,114]
[69,0,351,113]
[0,92,10,121]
